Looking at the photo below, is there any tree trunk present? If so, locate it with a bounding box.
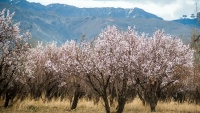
[150,97,157,112]
[116,96,126,113]
[116,78,128,113]
[71,84,81,110]
[149,88,157,112]
[4,92,11,108]
[138,91,145,105]
[149,79,158,112]
[110,85,116,107]
[102,95,110,113]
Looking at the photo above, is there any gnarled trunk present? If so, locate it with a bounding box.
[71,84,81,110]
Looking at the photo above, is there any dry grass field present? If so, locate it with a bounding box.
[0,98,200,113]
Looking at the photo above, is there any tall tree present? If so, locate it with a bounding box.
[136,30,193,112]
[0,9,32,107]
[78,26,139,113]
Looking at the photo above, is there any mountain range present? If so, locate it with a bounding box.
[1,0,200,44]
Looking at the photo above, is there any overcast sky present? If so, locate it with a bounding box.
[27,0,200,20]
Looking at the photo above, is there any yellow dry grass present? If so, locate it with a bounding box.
[0,98,200,113]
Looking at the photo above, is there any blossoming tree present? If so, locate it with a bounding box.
[0,9,32,107]
[135,30,193,112]
[28,41,86,109]
[78,26,141,113]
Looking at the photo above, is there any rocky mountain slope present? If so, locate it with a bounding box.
[1,0,199,44]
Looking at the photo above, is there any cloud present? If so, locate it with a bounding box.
[91,0,176,5]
